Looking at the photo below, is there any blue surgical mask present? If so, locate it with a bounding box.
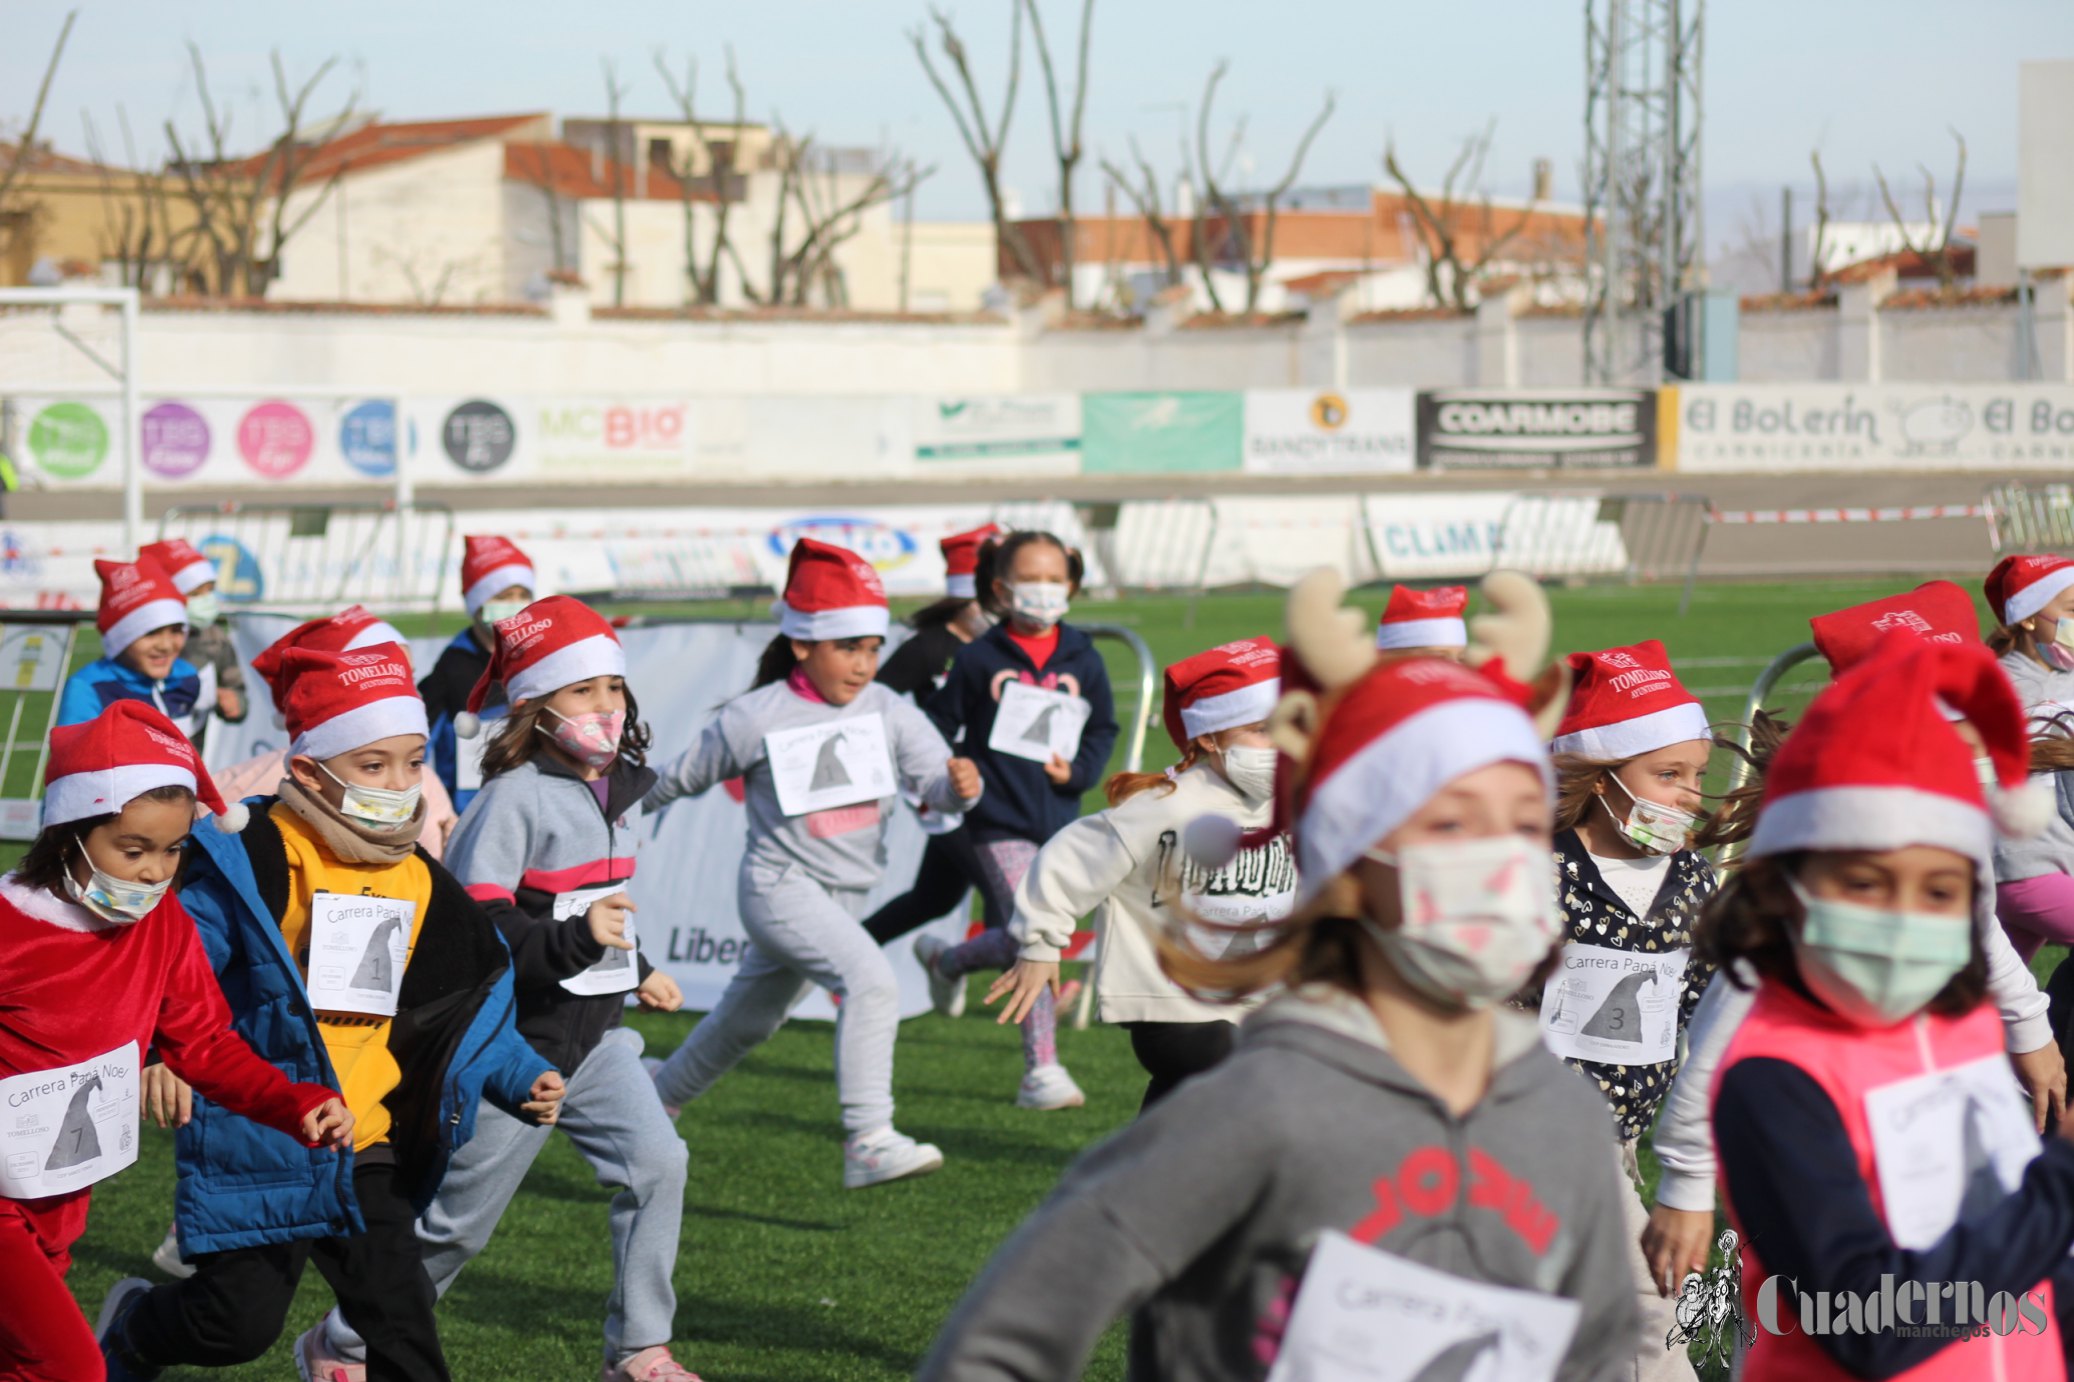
[1788,880,1973,1027]
[185,591,221,628]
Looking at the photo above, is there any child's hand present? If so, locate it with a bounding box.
[215,687,244,721]
[142,1063,193,1129]
[2013,1040,2068,1133]
[1639,1204,1713,1296]
[524,1072,566,1126]
[1042,753,1072,785]
[636,969,683,1012]
[303,1099,355,1152]
[985,958,1061,1025]
[947,756,983,801]
[586,894,637,951]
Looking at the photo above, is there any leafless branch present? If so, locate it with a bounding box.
[910,4,1045,287]
[0,9,78,259]
[1873,127,1967,293]
[1383,119,1540,311]
[1023,0,1096,305]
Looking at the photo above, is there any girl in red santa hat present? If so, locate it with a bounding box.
[1698,630,2074,1382]
[138,537,246,733]
[1982,555,2074,961]
[422,534,538,812]
[0,702,350,1382]
[644,539,982,1188]
[918,570,1638,1382]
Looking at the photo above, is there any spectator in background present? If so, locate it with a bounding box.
[57,557,208,740]
[423,534,535,813]
[139,538,246,732]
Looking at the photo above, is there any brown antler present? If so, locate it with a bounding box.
[1284,568,1376,693]
[1466,569,1569,738]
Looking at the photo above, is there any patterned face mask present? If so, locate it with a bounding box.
[1600,771,1697,856]
[538,706,625,770]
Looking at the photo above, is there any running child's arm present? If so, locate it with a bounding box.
[919,653,971,739]
[888,695,981,815]
[1985,915,2054,1054]
[1010,813,1139,962]
[1649,967,1753,1212]
[1060,661,1119,796]
[447,790,608,987]
[642,709,748,813]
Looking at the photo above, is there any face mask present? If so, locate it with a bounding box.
[480,599,528,627]
[185,592,221,628]
[65,839,173,924]
[1788,880,1973,1028]
[538,706,625,770]
[1600,771,1697,857]
[1007,582,1071,630]
[318,761,423,830]
[1219,744,1278,802]
[1359,834,1561,1009]
[2040,618,2074,672]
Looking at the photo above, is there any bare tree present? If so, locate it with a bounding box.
[1194,60,1335,315]
[1873,127,1967,293]
[590,60,632,306]
[82,106,184,291]
[1381,120,1541,311]
[727,123,932,308]
[655,46,749,306]
[0,10,79,265]
[1021,0,1095,306]
[910,4,1047,287]
[1806,148,1832,291]
[1098,135,1183,289]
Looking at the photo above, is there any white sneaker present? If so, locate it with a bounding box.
[843,1127,944,1189]
[912,935,966,1018]
[1017,1063,1086,1111]
[150,1223,194,1279]
[641,1056,682,1119]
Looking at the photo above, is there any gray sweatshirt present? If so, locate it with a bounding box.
[917,985,1638,1382]
[1994,649,2074,883]
[645,679,973,892]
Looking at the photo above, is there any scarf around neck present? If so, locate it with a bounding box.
[277,776,425,865]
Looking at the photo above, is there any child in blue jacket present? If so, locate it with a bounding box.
[421,534,536,812]
[57,556,210,738]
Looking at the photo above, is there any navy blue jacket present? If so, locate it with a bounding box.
[420,629,500,812]
[924,621,1118,845]
[171,801,552,1255]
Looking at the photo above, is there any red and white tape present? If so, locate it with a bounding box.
[1708,504,1985,526]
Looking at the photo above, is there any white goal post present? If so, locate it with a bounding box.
[0,285,142,548]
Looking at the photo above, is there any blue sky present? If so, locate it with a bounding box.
[6,0,2068,249]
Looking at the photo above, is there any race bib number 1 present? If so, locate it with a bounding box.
[0,1042,140,1200]
[557,884,641,996]
[306,893,415,1017]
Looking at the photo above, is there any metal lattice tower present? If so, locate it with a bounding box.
[1583,0,1704,384]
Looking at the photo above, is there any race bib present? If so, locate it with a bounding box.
[1,1042,140,1199]
[1267,1231,1581,1382]
[1866,1052,2040,1249]
[556,884,641,996]
[1538,944,1686,1065]
[765,714,896,817]
[988,681,1090,766]
[1186,883,1296,960]
[306,892,415,1017]
[457,726,492,792]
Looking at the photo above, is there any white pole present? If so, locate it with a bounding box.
[119,289,142,549]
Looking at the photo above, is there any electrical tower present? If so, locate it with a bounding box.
[1583,0,1704,384]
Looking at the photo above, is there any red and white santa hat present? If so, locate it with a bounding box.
[1811,581,1980,674]
[137,538,216,597]
[1375,585,1469,651]
[251,605,408,689]
[1549,640,1710,760]
[95,558,189,659]
[1748,630,2046,918]
[1162,637,1281,751]
[940,525,1000,601]
[459,595,624,735]
[45,699,246,831]
[1984,554,2074,628]
[279,643,428,762]
[774,538,888,642]
[461,534,537,619]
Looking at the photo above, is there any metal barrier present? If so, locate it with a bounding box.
[1984,481,2074,556]
[157,501,457,619]
[1716,640,1821,864]
[1496,491,1713,612]
[0,612,88,841]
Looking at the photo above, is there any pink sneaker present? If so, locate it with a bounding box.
[602,1345,702,1381]
[295,1323,367,1382]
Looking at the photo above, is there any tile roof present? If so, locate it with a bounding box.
[502,142,715,202]
[222,113,549,183]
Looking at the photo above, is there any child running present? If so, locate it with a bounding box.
[322,595,697,1382]
[98,639,564,1382]
[57,557,209,738]
[985,637,1295,1110]
[913,529,1119,1111]
[139,538,246,735]
[645,539,981,1187]
[918,569,1638,1381]
[1700,630,2074,1379]
[421,535,537,812]
[1983,554,2074,958]
[0,703,349,1382]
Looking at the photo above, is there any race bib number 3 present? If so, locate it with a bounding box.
[556,884,641,996]
[988,681,1090,766]
[765,714,896,817]
[1,1042,140,1199]
[1538,944,1686,1065]
[306,893,415,1017]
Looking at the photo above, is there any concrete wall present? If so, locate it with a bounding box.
[274,143,516,306]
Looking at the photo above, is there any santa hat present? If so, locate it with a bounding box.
[461,535,536,619]
[1549,640,1710,760]
[1984,554,2074,628]
[1811,581,1980,674]
[1163,637,1282,751]
[251,605,409,696]
[1375,585,1469,651]
[137,538,216,596]
[95,558,189,660]
[1749,630,2048,916]
[279,643,428,762]
[940,525,999,601]
[773,538,888,643]
[458,595,623,737]
[44,700,246,832]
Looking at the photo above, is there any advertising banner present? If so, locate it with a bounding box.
[15,396,412,489]
[1416,388,1658,470]
[1081,391,1243,474]
[1675,384,2074,473]
[1241,389,1416,475]
[913,395,1082,475]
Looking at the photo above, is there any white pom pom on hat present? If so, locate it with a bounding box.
[1991,778,2055,840]
[454,711,481,739]
[216,800,250,833]
[1182,812,1244,871]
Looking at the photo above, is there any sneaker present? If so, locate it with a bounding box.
[843,1126,944,1189]
[1017,1063,1086,1111]
[602,1345,704,1381]
[149,1223,194,1280]
[295,1323,368,1382]
[913,935,965,1018]
[96,1277,160,1381]
[641,1056,682,1119]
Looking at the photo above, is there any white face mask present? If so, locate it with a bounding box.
[318,761,423,830]
[65,838,173,924]
[2042,618,2074,672]
[480,599,529,627]
[1359,834,1562,1009]
[1219,744,1278,802]
[1007,581,1071,630]
[185,591,221,628]
[1600,771,1697,857]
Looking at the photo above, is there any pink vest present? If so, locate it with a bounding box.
[1714,984,2063,1382]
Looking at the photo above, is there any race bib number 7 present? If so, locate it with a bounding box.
[1,1042,140,1200]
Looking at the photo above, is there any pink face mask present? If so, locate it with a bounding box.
[538,707,625,770]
